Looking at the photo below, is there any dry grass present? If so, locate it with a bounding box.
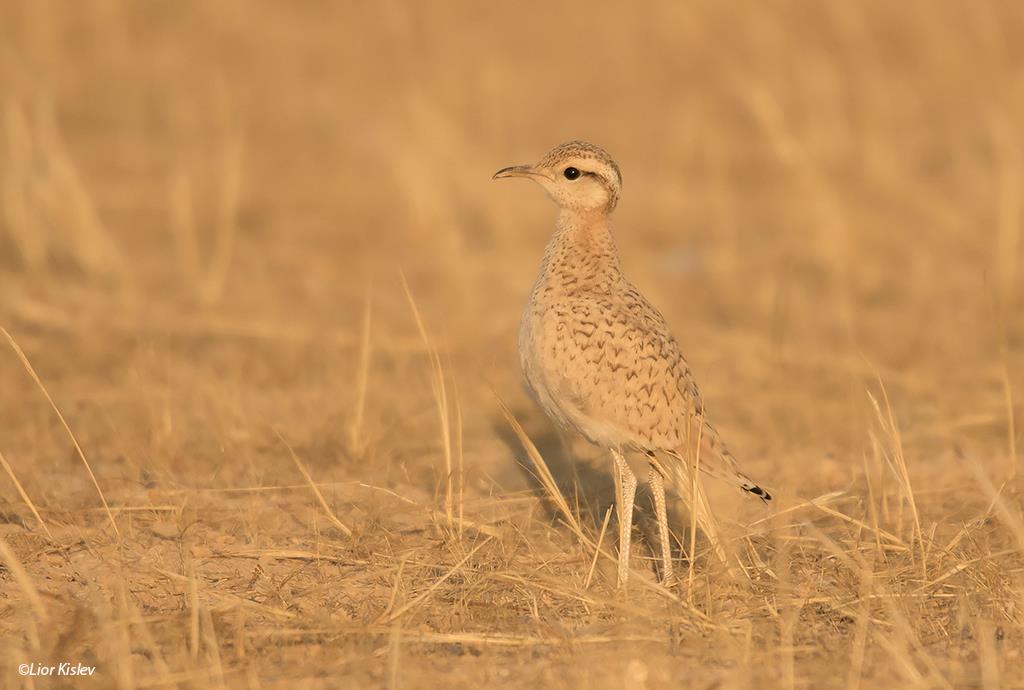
[1,1,1023,688]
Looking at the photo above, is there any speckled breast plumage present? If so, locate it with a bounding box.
[518,218,708,455]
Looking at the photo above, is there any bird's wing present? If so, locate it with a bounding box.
[566,291,773,501]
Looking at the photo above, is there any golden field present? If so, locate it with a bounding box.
[1,1,1023,688]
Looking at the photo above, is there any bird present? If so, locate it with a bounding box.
[493,140,771,588]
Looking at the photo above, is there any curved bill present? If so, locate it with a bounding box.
[492,164,538,180]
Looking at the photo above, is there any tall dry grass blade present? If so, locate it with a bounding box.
[47,148,123,276]
[21,96,123,276]
[111,577,138,690]
[377,536,492,624]
[276,430,353,537]
[742,84,854,340]
[585,507,613,589]
[386,621,403,690]
[805,521,862,573]
[2,327,119,537]
[454,377,465,538]
[169,167,201,280]
[867,381,921,565]
[195,133,242,303]
[869,629,927,688]
[746,490,846,527]
[990,114,1022,312]
[200,603,227,687]
[235,607,247,662]
[188,557,200,660]
[976,618,1001,690]
[349,285,373,453]
[401,272,454,526]
[910,549,1017,596]
[492,393,582,536]
[122,594,176,689]
[664,420,727,575]
[2,101,46,268]
[962,448,1024,552]
[687,413,704,598]
[380,557,409,622]
[870,574,954,689]
[990,116,1021,482]
[846,568,873,690]
[200,81,244,304]
[861,452,885,559]
[1001,362,1017,479]
[0,448,53,540]
[774,533,797,690]
[811,500,905,547]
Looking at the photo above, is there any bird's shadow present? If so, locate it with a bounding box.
[491,409,684,572]
[491,409,614,529]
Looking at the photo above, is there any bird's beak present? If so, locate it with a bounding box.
[492,164,539,180]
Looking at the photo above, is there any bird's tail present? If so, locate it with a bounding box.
[657,421,772,566]
[677,418,773,502]
[657,452,730,565]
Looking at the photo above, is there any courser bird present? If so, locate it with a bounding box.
[494,140,771,588]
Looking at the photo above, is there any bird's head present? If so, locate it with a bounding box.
[493,140,622,214]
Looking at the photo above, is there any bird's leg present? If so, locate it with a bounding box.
[647,464,674,584]
[611,449,637,589]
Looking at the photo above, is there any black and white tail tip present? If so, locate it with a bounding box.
[741,480,772,503]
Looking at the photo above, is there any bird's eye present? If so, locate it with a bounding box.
[563,167,580,180]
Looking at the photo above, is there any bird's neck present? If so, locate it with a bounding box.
[556,208,616,249]
[536,209,622,288]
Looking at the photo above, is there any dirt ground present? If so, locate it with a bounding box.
[1,2,1023,688]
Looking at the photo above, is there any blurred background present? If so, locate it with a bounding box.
[0,2,1022,686]
[2,0,1020,488]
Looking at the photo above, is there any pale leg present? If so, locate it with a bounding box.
[647,465,674,583]
[611,449,637,588]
